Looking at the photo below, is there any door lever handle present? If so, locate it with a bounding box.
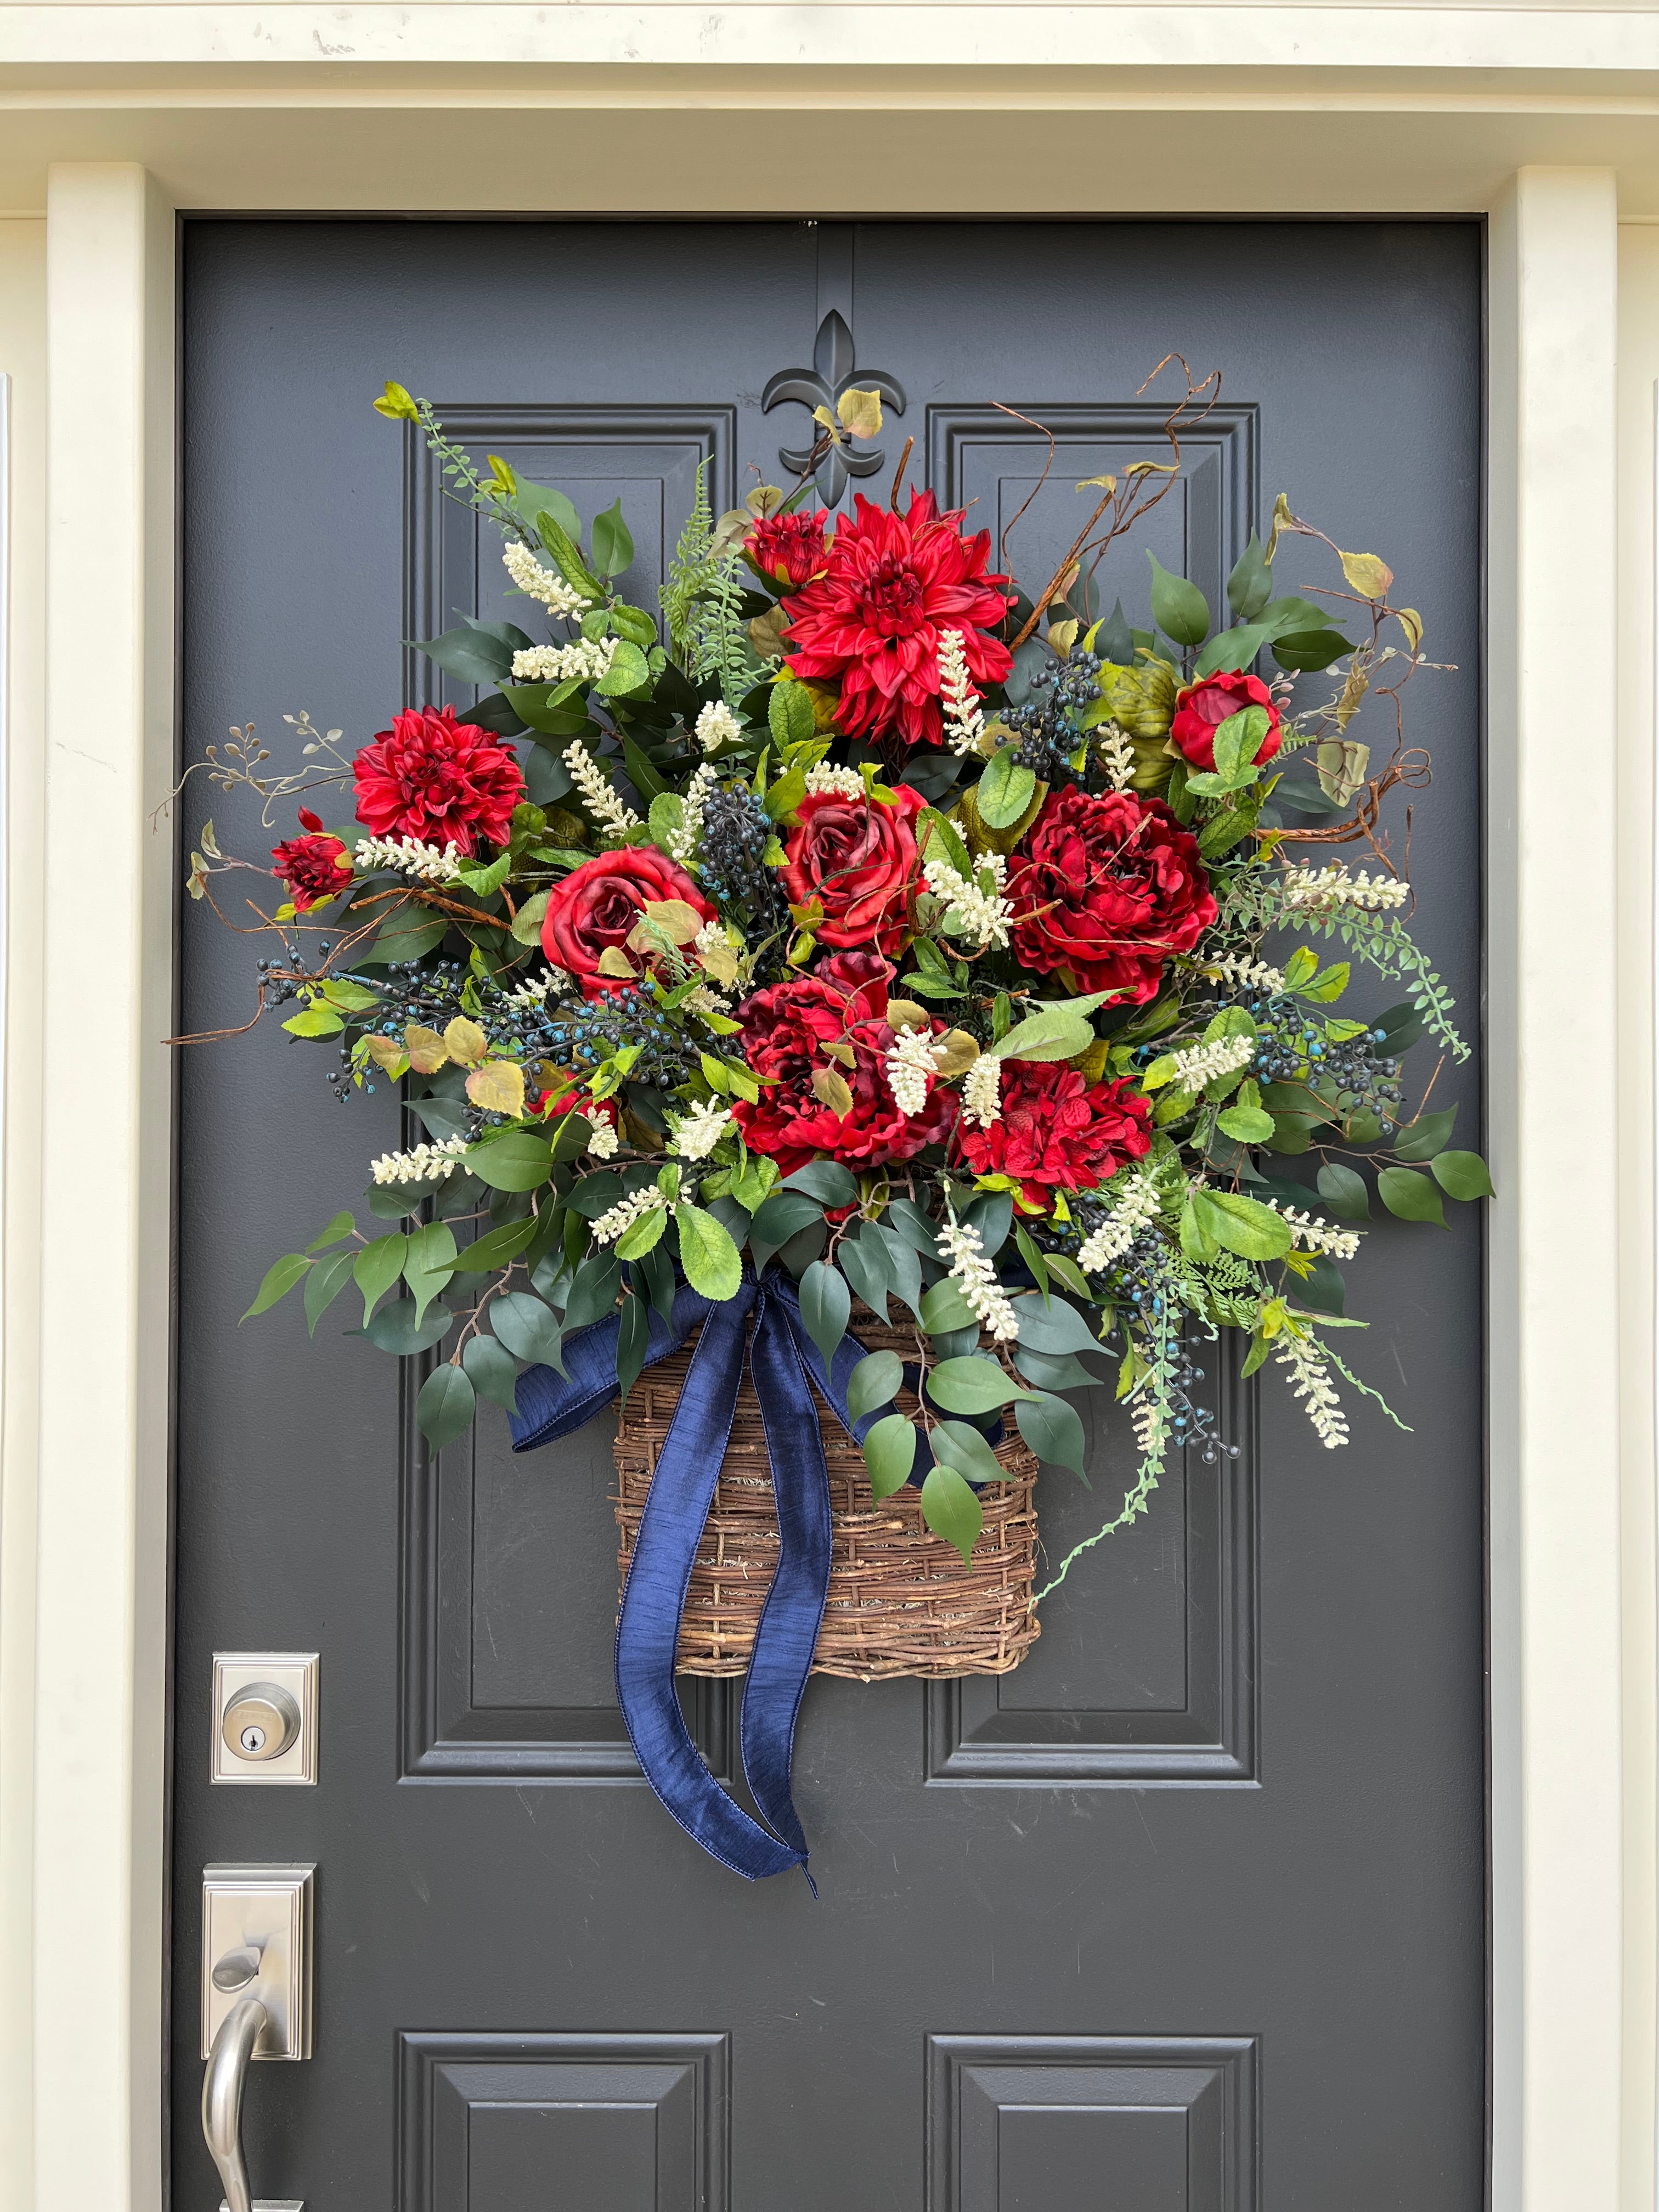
[202,1994,267,2212]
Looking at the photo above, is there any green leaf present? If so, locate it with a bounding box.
[927,1355,1032,1415]
[366,909,449,966]
[1015,1390,1088,1477]
[919,1278,978,1335]
[862,1412,919,1501]
[675,1203,742,1301]
[596,639,651,698]
[1431,1149,1494,1201]
[800,1259,852,1365]
[1377,1165,1447,1226]
[1294,1252,1347,1318]
[616,1286,651,1407]
[1242,1330,1271,1379]
[281,1007,344,1039]
[489,1290,563,1367]
[1192,1189,1293,1260]
[1226,530,1274,622]
[750,1190,823,1273]
[1194,622,1276,680]
[455,850,511,900]
[363,1296,455,1356]
[304,1210,357,1254]
[1014,1345,1107,1392]
[353,1233,408,1326]
[1283,945,1319,990]
[918,806,973,879]
[1043,1252,1095,1302]
[769,679,817,749]
[781,1160,858,1209]
[240,1251,310,1323]
[930,1418,1009,1487]
[872,1223,926,1321]
[615,1203,669,1260]
[1271,627,1350,673]
[414,624,516,687]
[452,1216,539,1273]
[1317,1161,1373,1220]
[562,1250,622,1330]
[1217,1100,1276,1143]
[995,1007,1094,1064]
[303,1248,356,1335]
[462,1333,521,1417]
[465,1131,555,1192]
[534,509,603,599]
[1147,550,1210,647]
[1393,1105,1458,1163]
[976,747,1037,831]
[591,497,635,579]
[1299,961,1351,1004]
[834,1225,891,1322]
[921,1462,984,1565]
[882,1197,941,1258]
[1210,706,1269,787]
[416,1363,477,1449]
[847,1350,904,1424]
[1011,1293,1101,1355]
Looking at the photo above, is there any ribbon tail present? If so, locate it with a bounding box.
[510,1280,710,1452]
[613,1291,804,1881]
[738,1291,834,1868]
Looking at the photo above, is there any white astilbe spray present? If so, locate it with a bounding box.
[1130,1390,1169,1457]
[501,541,591,619]
[1077,1170,1164,1273]
[590,1187,667,1247]
[937,629,988,758]
[1169,1033,1256,1092]
[563,738,642,838]
[886,1026,943,1116]
[1280,863,1409,913]
[585,1116,620,1159]
[502,968,571,1009]
[1198,952,1286,995]
[1266,1202,1361,1261]
[684,984,732,1018]
[961,1053,1002,1130]
[922,849,1014,952]
[354,834,463,883]
[1274,1328,1350,1448]
[803,766,866,799]
[369,1136,469,1187]
[937,1211,1019,1343]
[512,637,617,685]
[669,1101,734,1161]
[669,763,720,866]
[694,700,743,753]
[1096,721,1137,793]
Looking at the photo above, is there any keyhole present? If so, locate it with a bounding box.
[240,1725,267,1754]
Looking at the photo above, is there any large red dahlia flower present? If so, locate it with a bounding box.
[957,1060,1152,1209]
[781,490,1013,749]
[271,809,352,912]
[353,704,524,856]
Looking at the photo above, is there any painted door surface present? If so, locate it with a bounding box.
[172,219,1485,2212]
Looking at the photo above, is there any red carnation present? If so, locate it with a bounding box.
[1170,670,1282,774]
[781,783,925,955]
[272,809,352,912]
[540,847,714,1001]
[353,704,524,856]
[730,957,955,1174]
[1007,787,1217,1003]
[780,490,1013,749]
[746,508,828,591]
[957,1060,1152,1209]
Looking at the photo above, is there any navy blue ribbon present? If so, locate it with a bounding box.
[509,1268,877,1884]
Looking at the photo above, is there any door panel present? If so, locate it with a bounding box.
[173,218,1485,2211]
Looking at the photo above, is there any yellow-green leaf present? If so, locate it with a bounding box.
[443,1016,488,1067]
[374,379,419,420]
[837,386,884,439]
[466,1059,528,1117]
[405,1023,449,1074]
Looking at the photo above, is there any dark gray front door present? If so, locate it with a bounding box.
[172,218,1486,2211]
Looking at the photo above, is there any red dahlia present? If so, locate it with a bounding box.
[957,1060,1153,1209]
[353,704,524,856]
[271,809,352,912]
[780,490,1013,749]
[745,508,828,591]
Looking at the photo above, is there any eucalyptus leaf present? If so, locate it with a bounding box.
[926,1355,1031,1416]
[1393,1105,1458,1163]
[416,1363,477,1449]
[1013,1345,1109,1392]
[465,1131,555,1193]
[489,1290,564,1367]
[241,1251,310,1324]
[781,1160,858,1209]
[1378,1165,1448,1226]
[1316,1161,1373,1221]
[921,1462,985,1565]
[847,1350,904,1424]
[1015,1390,1088,1477]
[363,1296,454,1356]
[462,1333,521,1416]
[303,1248,356,1336]
[562,1251,622,1331]
[1147,550,1210,647]
[1011,1293,1101,1355]
[919,1278,978,1335]
[1430,1149,1494,1201]
[863,1412,919,1501]
[353,1233,409,1326]
[799,1259,852,1366]
[838,1224,894,1321]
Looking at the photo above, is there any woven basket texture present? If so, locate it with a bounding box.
[613,1319,1041,1683]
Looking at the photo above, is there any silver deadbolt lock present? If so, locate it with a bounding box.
[212,1654,318,1785]
[222,1683,301,1762]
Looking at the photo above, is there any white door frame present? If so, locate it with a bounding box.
[0,28,1648,2203]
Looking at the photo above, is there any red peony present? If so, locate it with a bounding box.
[957,1060,1153,1209]
[781,783,925,955]
[780,490,1014,749]
[272,809,352,911]
[730,956,956,1173]
[540,847,715,1000]
[353,704,524,856]
[1007,787,1217,1003]
[1170,670,1283,774]
[746,508,828,591]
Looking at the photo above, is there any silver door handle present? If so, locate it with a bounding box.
[202,1994,267,2212]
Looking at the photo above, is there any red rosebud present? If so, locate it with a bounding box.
[539,847,714,1001]
[1170,670,1282,774]
[1007,787,1217,1004]
[781,786,925,956]
[352,704,524,856]
[957,1060,1152,1210]
[745,508,828,591]
[271,821,352,912]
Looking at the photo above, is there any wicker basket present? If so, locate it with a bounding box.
[613,1320,1041,1682]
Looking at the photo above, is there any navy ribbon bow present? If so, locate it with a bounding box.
[508,1268,876,1884]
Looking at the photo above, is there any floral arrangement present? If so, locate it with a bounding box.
[189,364,1487,1594]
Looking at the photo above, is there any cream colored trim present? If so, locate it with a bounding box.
[34,164,174,2212]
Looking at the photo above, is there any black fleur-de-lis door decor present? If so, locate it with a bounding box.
[762,308,907,507]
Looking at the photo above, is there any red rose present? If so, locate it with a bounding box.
[730,960,956,1173]
[746,509,828,591]
[353,704,524,856]
[780,490,1013,749]
[1007,787,1217,1003]
[957,1060,1152,1209]
[272,809,352,912]
[1170,670,1282,774]
[782,784,926,955]
[540,848,714,1000]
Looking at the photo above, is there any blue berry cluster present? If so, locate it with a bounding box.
[1004,641,1104,786]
